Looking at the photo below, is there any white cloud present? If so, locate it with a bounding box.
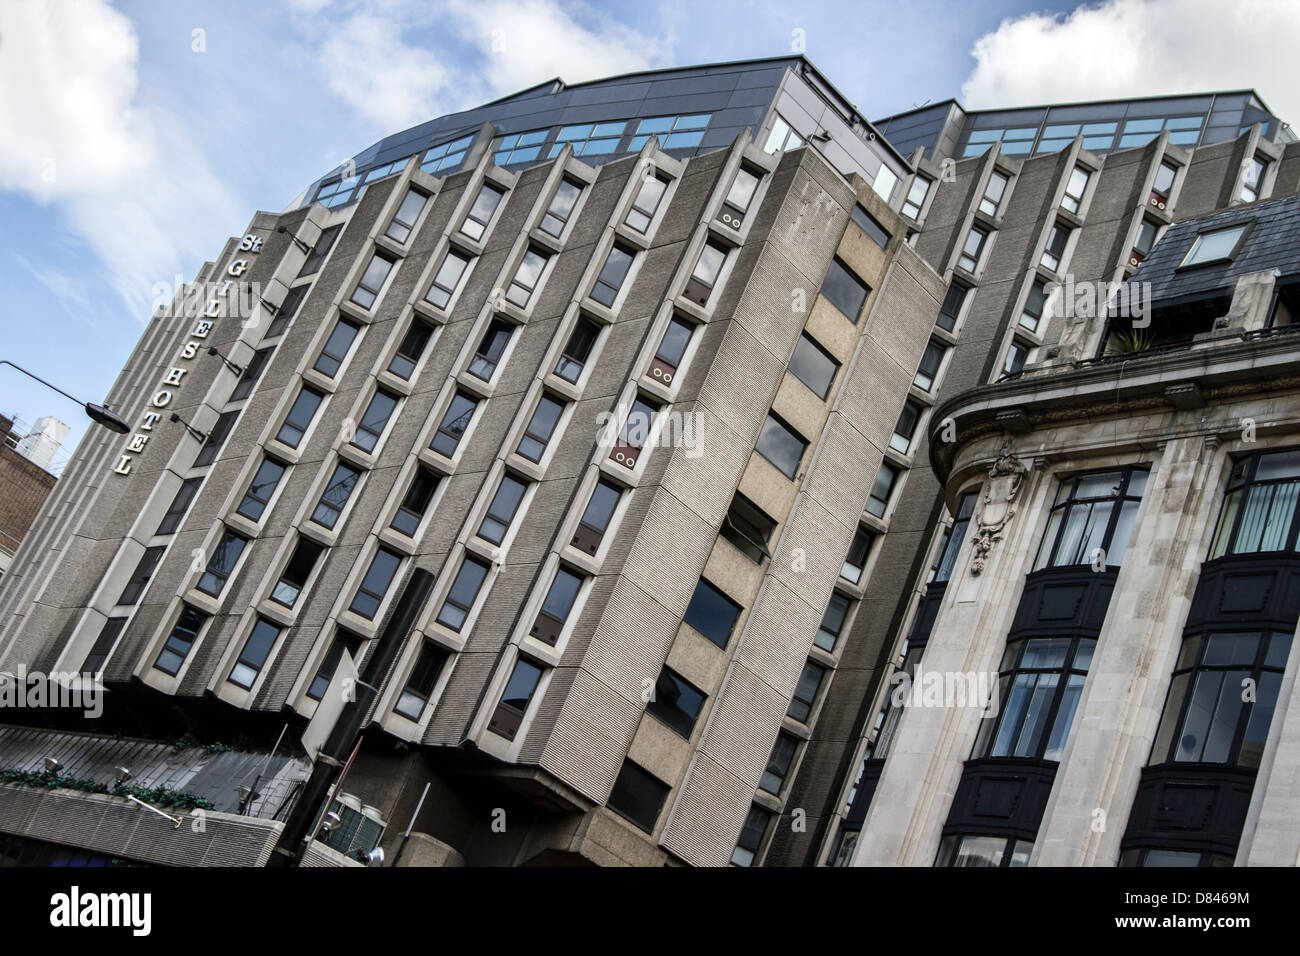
[962,0,1300,127]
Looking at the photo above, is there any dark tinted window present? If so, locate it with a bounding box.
[684,579,742,648]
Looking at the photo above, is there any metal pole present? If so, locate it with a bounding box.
[390,781,432,868]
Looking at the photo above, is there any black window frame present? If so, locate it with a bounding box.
[313,318,361,378]
[311,461,362,529]
[394,642,451,721]
[228,618,283,690]
[539,178,583,237]
[755,412,808,480]
[391,468,440,538]
[819,256,870,322]
[270,537,325,609]
[348,547,402,620]
[350,388,399,454]
[516,394,565,463]
[156,477,202,535]
[298,225,340,278]
[555,317,600,383]
[1033,466,1149,571]
[606,759,669,833]
[153,605,208,676]
[647,666,706,738]
[425,250,470,310]
[505,247,549,308]
[431,391,479,458]
[460,182,504,241]
[468,318,513,381]
[436,556,490,632]
[350,252,395,310]
[387,320,434,380]
[231,346,274,401]
[720,491,776,563]
[194,410,238,467]
[683,578,742,649]
[117,546,165,606]
[236,457,287,522]
[275,386,324,449]
[385,187,428,244]
[787,332,839,399]
[196,528,247,597]
[590,244,635,307]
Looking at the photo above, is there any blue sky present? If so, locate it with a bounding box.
[2,0,1298,454]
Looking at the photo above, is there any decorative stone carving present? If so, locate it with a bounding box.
[970,451,1030,575]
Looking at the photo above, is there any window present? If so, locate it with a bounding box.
[938,835,1032,868]
[266,284,307,338]
[902,176,931,220]
[625,175,668,233]
[1019,280,1048,332]
[488,657,543,740]
[1180,224,1249,268]
[153,605,208,676]
[314,177,356,209]
[606,760,669,833]
[973,635,1096,761]
[572,479,620,555]
[194,410,238,467]
[311,462,362,529]
[788,661,826,723]
[1209,449,1300,558]
[555,317,599,383]
[388,321,433,380]
[505,248,548,308]
[491,129,547,167]
[350,253,394,310]
[395,643,450,721]
[957,225,988,273]
[197,529,247,596]
[431,392,478,457]
[610,397,660,467]
[682,240,727,305]
[756,413,807,480]
[1133,218,1159,261]
[468,318,513,380]
[866,463,899,518]
[529,567,584,644]
[720,492,776,563]
[820,257,870,321]
[928,491,979,584]
[627,113,710,151]
[760,731,798,794]
[82,617,127,675]
[517,395,565,463]
[979,170,1009,216]
[937,282,967,332]
[231,347,273,401]
[157,477,202,535]
[731,805,773,867]
[1061,166,1089,214]
[460,183,504,241]
[391,469,440,537]
[351,389,398,454]
[313,319,361,377]
[1003,341,1029,376]
[841,526,875,583]
[1041,223,1071,272]
[298,225,340,278]
[1150,630,1292,769]
[276,387,324,448]
[722,166,762,219]
[684,578,742,648]
[349,548,401,620]
[236,458,287,521]
[425,251,470,310]
[1119,847,1234,868]
[647,666,706,737]
[815,592,851,652]
[1239,156,1267,203]
[591,245,635,307]
[1034,467,1148,570]
[647,315,694,385]
[763,114,803,153]
[550,121,627,158]
[1151,161,1178,201]
[421,133,474,174]
[477,474,528,545]
[436,556,490,632]
[308,629,364,701]
[540,179,582,236]
[270,538,324,608]
[787,333,839,400]
[914,341,945,391]
[891,401,923,453]
[229,619,282,689]
[117,546,164,606]
[385,188,428,243]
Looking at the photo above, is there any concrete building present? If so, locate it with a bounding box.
[0,416,58,584]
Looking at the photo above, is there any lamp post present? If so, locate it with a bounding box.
[0,360,129,434]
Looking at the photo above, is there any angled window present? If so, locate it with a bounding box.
[351,389,399,453]
[648,315,694,384]
[1209,449,1300,558]
[349,547,401,620]
[505,248,549,308]
[477,474,528,545]
[1020,280,1048,332]
[308,629,364,700]
[607,760,669,833]
[866,463,899,518]
[788,661,826,723]
[550,121,627,158]
[436,556,490,632]
[492,129,547,166]
[682,239,727,305]
[788,333,839,399]
[421,133,474,174]
[974,635,1095,762]
[1003,340,1029,376]
[311,461,362,529]
[157,477,202,535]
[276,386,324,448]
[350,253,394,310]
[118,546,165,606]
[902,175,932,220]
[929,491,979,584]
[731,805,774,867]
[891,401,923,454]
[231,346,273,401]
[720,492,776,563]
[1040,222,1071,272]
[425,251,470,310]
[1132,218,1159,263]
[270,538,324,608]
[939,835,1033,868]
[385,188,428,244]
[488,657,543,740]
[760,731,798,794]
[555,317,599,383]
[388,321,433,380]
[197,529,247,596]
[756,413,807,479]
[1034,466,1148,570]
[1061,166,1089,214]
[590,244,635,307]
[540,179,582,237]
[937,282,968,332]
[529,566,584,645]
[82,616,127,675]
[313,318,361,378]
[763,114,803,153]
[298,225,340,278]
[1180,224,1249,268]
[431,391,479,457]
[468,318,513,380]
[266,284,308,338]
[153,605,208,676]
[236,457,287,521]
[1239,156,1267,203]
[610,396,660,468]
[395,642,451,721]
[517,394,565,463]
[229,618,282,690]
[1152,160,1178,202]
[820,257,870,321]
[851,204,890,249]
[979,170,1009,216]
[625,175,668,233]
[958,225,988,273]
[460,183,504,242]
[627,113,709,152]
[841,526,876,583]
[647,666,706,737]
[720,166,761,227]
[572,479,621,555]
[194,410,238,467]
[391,468,440,537]
[815,592,852,651]
[684,578,742,648]
[914,341,945,391]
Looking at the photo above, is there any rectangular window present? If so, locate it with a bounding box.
[425,251,470,310]
[313,318,361,378]
[979,170,1009,216]
[231,347,273,401]
[866,463,899,518]
[197,529,247,596]
[311,462,362,529]
[1041,223,1070,272]
[477,474,528,545]
[461,183,504,241]
[308,629,364,701]
[1239,156,1266,203]
[891,401,923,454]
[648,315,694,384]
[82,617,127,675]
[820,257,870,321]
[540,179,582,237]
[1151,161,1178,202]
[298,225,340,278]
[391,469,440,537]
[229,618,282,689]
[385,188,428,244]
[841,526,875,583]
[1003,341,1029,376]
[684,578,742,648]
[395,642,450,721]
[270,538,324,608]
[682,240,727,305]
[851,205,891,249]
[153,605,208,676]
[488,657,543,740]
[529,566,584,644]
[351,389,398,453]
[1020,280,1048,332]
[731,805,773,867]
[506,248,548,308]
[349,547,401,620]
[388,321,433,380]
[937,282,967,332]
[815,592,851,651]
[590,245,634,307]
[625,175,668,233]
[607,760,669,833]
[555,317,599,383]
[431,391,478,457]
[157,477,202,535]
[957,225,988,273]
[1180,224,1248,268]
[1133,219,1159,261]
[720,492,776,563]
[788,333,840,399]
[647,666,706,737]
[422,133,473,174]
[914,341,945,391]
[572,479,620,555]
[610,397,660,468]
[756,413,808,480]
[266,284,307,338]
[436,556,490,632]
[194,410,238,467]
[350,253,394,310]
[517,394,565,463]
[788,661,826,723]
[276,386,324,448]
[760,732,798,794]
[1034,467,1149,570]
[468,318,513,380]
[723,166,761,218]
[902,176,931,220]
[117,546,165,606]
[236,457,287,521]
[1061,166,1089,214]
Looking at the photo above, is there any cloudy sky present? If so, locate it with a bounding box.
[2,0,1298,454]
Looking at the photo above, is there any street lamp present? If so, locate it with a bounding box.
[0,360,130,434]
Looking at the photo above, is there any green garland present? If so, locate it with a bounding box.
[0,767,214,811]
